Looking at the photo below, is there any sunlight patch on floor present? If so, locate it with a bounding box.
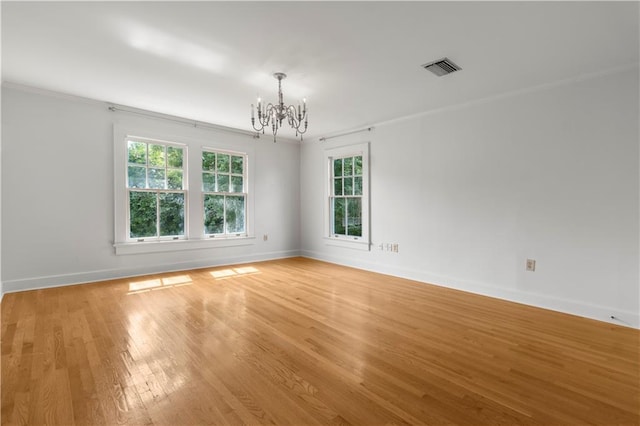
[128,274,193,294]
[210,266,260,280]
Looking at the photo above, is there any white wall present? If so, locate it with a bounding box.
[0,84,2,300]
[301,67,640,328]
[1,85,300,291]
[3,67,638,329]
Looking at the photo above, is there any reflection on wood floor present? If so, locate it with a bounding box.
[2,257,638,425]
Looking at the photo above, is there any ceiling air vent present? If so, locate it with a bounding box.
[422,57,461,77]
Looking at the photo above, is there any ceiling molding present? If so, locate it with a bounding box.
[369,62,640,132]
[2,81,301,145]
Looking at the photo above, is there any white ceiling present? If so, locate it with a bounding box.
[2,1,638,140]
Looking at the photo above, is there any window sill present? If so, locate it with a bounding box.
[324,237,371,251]
[114,236,256,255]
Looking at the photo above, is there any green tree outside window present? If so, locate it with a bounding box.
[126,139,185,239]
[202,150,247,236]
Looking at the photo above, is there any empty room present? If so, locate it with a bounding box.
[1,1,638,425]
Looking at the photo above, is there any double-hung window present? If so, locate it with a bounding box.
[114,121,255,255]
[324,143,370,250]
[202,149,247,237]
[331,155,363,237]
[126,138,186,241]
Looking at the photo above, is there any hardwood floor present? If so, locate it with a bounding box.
[1,257,638,425]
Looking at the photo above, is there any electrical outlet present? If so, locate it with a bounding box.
[263,234,268,241]
[526,259,536,272]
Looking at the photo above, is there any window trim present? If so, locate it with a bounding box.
[114,236,256,255]
[323,142,370,251]
[113,122,255,255]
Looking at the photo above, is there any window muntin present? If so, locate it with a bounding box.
[323,142,369,250]
[331,155,363,238]
[126,139,186,241]
[114,123,257,255]
[202,149,248,237]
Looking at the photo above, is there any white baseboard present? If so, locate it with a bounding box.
[301,250,640,329]
[2,250,300,294]
[5,249,636,330]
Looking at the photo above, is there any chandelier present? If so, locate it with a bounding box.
[251,72,308,142]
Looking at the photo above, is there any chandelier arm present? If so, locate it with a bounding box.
[251,119,265,132]
[285,105,309,132]
[258,103,276,127]
[255,105,265,128]
[295,122,309,135]
[286,106,298,126]
[286,105,298,120]
[293,108,308,124]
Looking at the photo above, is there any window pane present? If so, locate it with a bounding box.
[332,198,345,235]
[159,193,185,236]
[218,174,229,192]
[334,178,343,196]
[347,197,362,237]
[128,141,146,165]
[217,154,230,173]
[167,169,183,190]
[333,158,343,177]
[148,168,166,189]
[128,166,146,188]
[129,191,157,238]
[231,176,243,193]
[344,157,353,176]
[354,176,363,195]
[225,196,245,234]
[354,156,363,175]
[204,194,224,234]
[231,156,244,174]
[344,177,353,196]
[167,146,183,168]
[202,172,216,192]
[149,144,165,167]
[203,151,216,171]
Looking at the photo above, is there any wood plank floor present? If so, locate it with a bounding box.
[1,257,638,425]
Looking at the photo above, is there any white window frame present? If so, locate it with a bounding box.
[202,147,249,239]
[113,122,255,255]
[324,142,370,251]
[126,137,188,242]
